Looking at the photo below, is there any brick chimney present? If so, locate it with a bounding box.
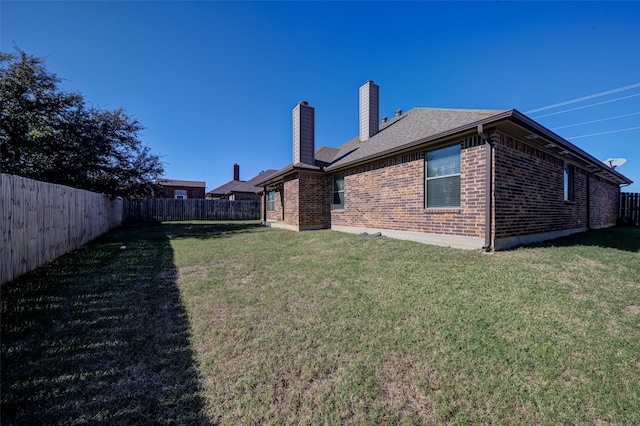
[233,163,240,181]
[359,80,379,141]
[293,101,315,165]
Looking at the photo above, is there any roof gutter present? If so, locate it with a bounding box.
[253,163,324,188]
[478,124,494,252]
[509,110,632,185]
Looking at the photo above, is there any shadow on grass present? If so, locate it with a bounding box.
[159,220,263,240]
[1,224,218,425]
[525,225,640,252]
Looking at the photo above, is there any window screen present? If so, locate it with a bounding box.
[425,145,461,208]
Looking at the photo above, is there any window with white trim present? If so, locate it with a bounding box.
[174,189,188,199]
[333,174,344,210]
[267,191,276,212]
[425,144,461,208]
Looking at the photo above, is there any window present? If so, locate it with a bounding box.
[425,144,461,208]
[564,163,574,201]
[267,191,276,212]
[174,189,187,200]
[333,174,344,210]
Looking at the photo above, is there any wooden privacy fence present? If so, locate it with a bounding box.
[123,198,261,223]
[620,192,639,225]
[1,174,123,284]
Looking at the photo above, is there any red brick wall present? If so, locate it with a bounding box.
[230,192,260,202]
[329,138,487,238]
[282,174,300,226]
[493,132,590,239]
[298,173,330,228]
[589,174,619,228]
[156,185,205,199]
[264,131,620,241]
[265,189,283,222]
[265,173,329,228]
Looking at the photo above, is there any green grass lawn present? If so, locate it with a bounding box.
[2,222,639,424]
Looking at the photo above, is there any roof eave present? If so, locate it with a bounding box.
[323,109,632,186]
[508,110,632,185]
[253,162,321,186]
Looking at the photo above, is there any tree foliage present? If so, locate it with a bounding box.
[1,48,164,198]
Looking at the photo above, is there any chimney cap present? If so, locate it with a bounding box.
[299,101,309,106]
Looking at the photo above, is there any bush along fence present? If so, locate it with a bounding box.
[122,198,261,223]
[619,192,639,225]
[1,174,123,284]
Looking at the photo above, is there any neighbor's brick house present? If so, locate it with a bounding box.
[156,179,206,199]
[256,81,631,250]
[207,164,278,201]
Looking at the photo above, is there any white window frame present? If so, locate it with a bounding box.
[267,191,276,212]
[333,174,344,210]
[425,144,461,208]
[174,189,188,200]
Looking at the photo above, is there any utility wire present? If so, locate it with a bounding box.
[566,126,640,140]
[525,83,640,114]
[551,112,640,130]
[532,94,640,119]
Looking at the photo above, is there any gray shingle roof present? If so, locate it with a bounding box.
[207,180,244,196]
[208,169,279,195]
[324,107,505,170]
[255,106,632,186]
[157,179,206,187]
[254,107,506,186]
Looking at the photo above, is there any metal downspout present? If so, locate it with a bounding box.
[478,125,493,251]
[586,173,591,230]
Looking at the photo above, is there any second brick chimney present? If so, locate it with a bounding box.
[293,101,315,165]
[233,163,240,181]
[359,80,379,141]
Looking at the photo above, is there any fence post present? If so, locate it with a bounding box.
[620,192,640,225]
[120,199,260,223]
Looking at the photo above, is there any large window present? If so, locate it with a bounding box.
[267,191,276,212]
[425,144,461,208]
[174,189,187,200]
[333,174,344,210]
[564,163,574,201]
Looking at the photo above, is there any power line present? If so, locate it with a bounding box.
[566,126,640,140]
[551,112,640,130]
[525,83,640,114]
[531,94,640,119]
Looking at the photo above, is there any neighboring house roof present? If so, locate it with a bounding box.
[208,169,279,196]
[157,179,206,187]
[207,180,244,197]
[255,107,632,186]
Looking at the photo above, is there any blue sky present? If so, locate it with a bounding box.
[2,1,639,192]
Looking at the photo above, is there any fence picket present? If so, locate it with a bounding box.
[619,192,640,225]
[1,174,123,284]
[122,198,260,223]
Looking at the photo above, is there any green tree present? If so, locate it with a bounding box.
[1,48,164,198]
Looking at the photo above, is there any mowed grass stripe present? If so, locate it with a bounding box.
[2,222,639,424]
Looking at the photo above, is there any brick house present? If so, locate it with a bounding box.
[207,164,278,201]
[255,81,632,250]
[156,179,206,199]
